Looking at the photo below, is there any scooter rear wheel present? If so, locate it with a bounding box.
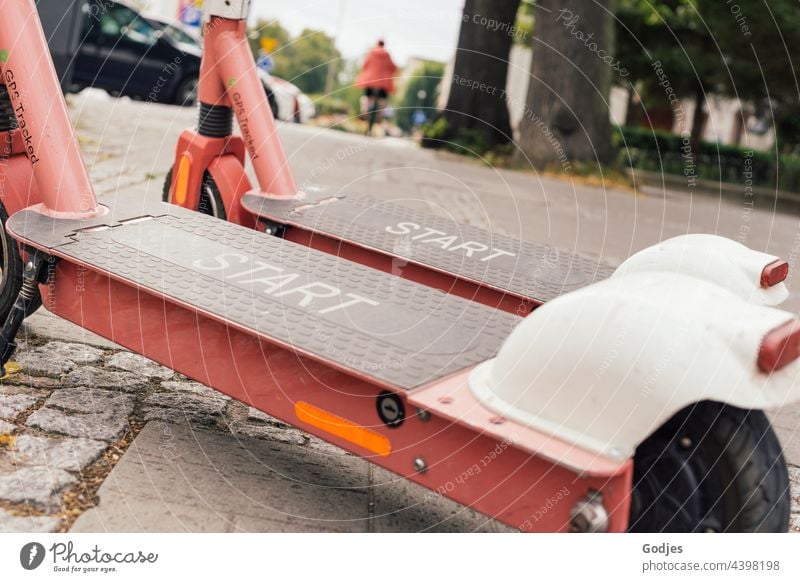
[0,203,41,323]
[628,400,790,532]
[162,169,226,220]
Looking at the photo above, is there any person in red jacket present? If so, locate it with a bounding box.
[355,39,398,135]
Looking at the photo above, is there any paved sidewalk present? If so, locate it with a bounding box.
[0,90,798,532]
[71,421,504,533]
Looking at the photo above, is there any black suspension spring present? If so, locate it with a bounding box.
[19,277,39,302]
[198,102,233,138]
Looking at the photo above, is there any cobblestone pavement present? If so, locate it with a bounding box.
[1,333,511,533]
[0,336,225,531]
[0,90,798,532]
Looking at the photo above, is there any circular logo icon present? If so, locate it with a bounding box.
[20,542,45,570]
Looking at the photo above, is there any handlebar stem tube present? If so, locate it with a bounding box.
[205,17,299,198]
[0,0,100,217]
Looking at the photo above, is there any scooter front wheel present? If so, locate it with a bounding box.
[0,202,41,322]
[162,169,227,220]
[628,400,790,532]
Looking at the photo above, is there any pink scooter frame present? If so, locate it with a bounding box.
[163,5,301,221]
[0,0,100,217]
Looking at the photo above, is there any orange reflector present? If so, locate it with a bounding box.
[174,155,191,206]
[295,401,391,456]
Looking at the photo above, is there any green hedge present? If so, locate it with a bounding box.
[614,125,800,193]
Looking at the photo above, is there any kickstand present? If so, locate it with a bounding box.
[0,250,50,376]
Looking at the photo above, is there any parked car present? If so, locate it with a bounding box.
[72,0,315,120]
[71,0,201,105]
[144,14,202,55]
[257,70,316,124]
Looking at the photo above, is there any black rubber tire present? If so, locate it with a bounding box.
[261,82,280,121]
[162,169,226,220]
[0,203,40,323]
[174,77,198,107]
[629,401,790,532]
[265,86,280,120]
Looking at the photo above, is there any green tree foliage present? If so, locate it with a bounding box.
[394,61,445,132]
[693,0,800,152]
[616,0,800,151]
[248,20,291,54]
[513,0,534,45]
[249,21,342,95]
[615,0,720,148]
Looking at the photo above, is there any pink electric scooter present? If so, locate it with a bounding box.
[0,0,798,533]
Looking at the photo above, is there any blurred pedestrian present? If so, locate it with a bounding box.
[355,39,397,136]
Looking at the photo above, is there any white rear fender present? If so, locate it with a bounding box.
[471,269,800,464]
[614,234,789,306]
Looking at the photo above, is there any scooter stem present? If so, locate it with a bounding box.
[0,0,100,217]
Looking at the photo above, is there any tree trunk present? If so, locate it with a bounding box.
[730,108,746,146]
[690,88,707,154]
[516,0,615,168]
[624,86,638,127]
[429,0,520,149]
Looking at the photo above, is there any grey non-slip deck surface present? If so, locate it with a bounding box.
[244,192,614,302]
[10,204,519,389]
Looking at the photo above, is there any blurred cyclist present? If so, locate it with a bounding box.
[355,39,397,136]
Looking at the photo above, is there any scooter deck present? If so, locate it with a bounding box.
[8,200,520,391]
[243,191,614,303]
